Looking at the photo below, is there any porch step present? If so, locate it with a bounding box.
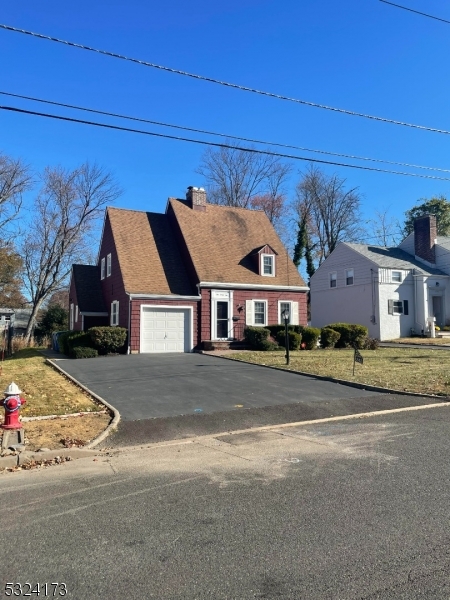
[203,340,250,351]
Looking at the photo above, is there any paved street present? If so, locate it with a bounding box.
[3,403,450,599]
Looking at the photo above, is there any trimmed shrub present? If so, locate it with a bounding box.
[58,332,70,355]
[276,330,302,350]
[320,327,341,349]
[326,323,368,349]
[363,337,380,350]
[72,346,98,359]
[88,326,127,354]
[266,324,286,339]
[301,326,321,350]
[244,326,276,350]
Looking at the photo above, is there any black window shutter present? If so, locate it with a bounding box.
[403,300,409,315]
[388,300,394,315]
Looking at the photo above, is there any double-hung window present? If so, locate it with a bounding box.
[392,271,402,283]
[388,300,408,315]
[261,254,275,276]
[346,269,354,286]
[101,258,105,280]
[279,301,291,323]
[107,253,112,277]
[111,300,119,326]
[330,272,337,288]
[254,301,266,325]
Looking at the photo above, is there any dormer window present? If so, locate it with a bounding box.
[261,254,275,277]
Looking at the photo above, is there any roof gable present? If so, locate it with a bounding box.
[168,199,306,287]
[107,207,195,296]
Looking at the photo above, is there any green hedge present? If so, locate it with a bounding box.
[244,326,278,350]
[325,323,368,349]
[276,330,302,350]
[320,327,341,349]
[72,346,98,359]
[301,326,321,350]
[58,331,95,357]
[88,327,127,354]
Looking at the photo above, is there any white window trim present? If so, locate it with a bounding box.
[253,299,268,326]
[392,270,403,283]
[260,253,275,277]
[345,268,354,286]
[107,253,112,277]
[75,305,78,323]
[329,272,337,288]
[70,303,74,330]
[110,300,119,326]
[101,257,105,280]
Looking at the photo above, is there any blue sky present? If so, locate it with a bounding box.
[2,0,450,244]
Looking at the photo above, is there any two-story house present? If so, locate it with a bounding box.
[69,186,308,352]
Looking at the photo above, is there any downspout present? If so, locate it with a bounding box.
[127,292,131,354]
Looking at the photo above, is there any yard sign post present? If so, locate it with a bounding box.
[353,345,364,375]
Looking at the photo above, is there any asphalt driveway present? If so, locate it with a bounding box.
[52,353,432,422]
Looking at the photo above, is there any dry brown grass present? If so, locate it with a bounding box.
[0,348,103,416]
[229,347,450,396]
[20,413,111,451]
[387,337,450,345]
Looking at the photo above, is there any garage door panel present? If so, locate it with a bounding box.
[141,307,190,353]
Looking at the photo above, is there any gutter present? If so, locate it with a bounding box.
[198,281,309,292]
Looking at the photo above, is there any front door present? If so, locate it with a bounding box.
[216,301,229,339]
[432,296,444,327]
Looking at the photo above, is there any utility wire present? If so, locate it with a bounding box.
[1,23,449,136]
[379,0,450,25]
[2,104,450,181]
[2,90,449,174]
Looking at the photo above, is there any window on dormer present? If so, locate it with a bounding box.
[261,254,275,276]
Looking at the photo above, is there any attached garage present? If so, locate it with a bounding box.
[140,306,193,353]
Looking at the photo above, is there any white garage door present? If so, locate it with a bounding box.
[141,307,190,353]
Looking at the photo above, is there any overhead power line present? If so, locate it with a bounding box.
[2,104,450,181]
[2,90,449,174]
[379,1,450,25]
[1,23,449,136]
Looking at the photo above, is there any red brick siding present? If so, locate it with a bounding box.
[201,288,308,341]
[99,214,129,329]
[130,299,200,352]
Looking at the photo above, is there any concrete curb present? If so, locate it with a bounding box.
[45,358,121,448]
[203,352,449,400]
[0,448,101,470]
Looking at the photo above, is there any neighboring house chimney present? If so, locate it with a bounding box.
[414,214,437,264]
[186,186,207,211]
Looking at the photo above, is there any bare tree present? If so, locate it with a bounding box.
[0,152,33,235]
[22,162,122,341]
[293,165,364,271]
[366,207,402,246]
[197,143,292,211]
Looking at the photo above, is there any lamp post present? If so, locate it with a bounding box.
[282,309,290,365]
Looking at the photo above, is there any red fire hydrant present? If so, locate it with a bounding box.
[0,382,26,429]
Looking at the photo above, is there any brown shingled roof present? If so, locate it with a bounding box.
[107,207,195,296]
[169,199,306,287]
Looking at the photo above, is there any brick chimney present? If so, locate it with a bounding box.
[186,186,207,211]
[414,214,437,264]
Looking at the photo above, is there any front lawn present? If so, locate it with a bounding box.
[1,348,103,417]
[229,348,450,396]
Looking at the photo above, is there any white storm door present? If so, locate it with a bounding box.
[211,290,233,340]
[141,307,189,353]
